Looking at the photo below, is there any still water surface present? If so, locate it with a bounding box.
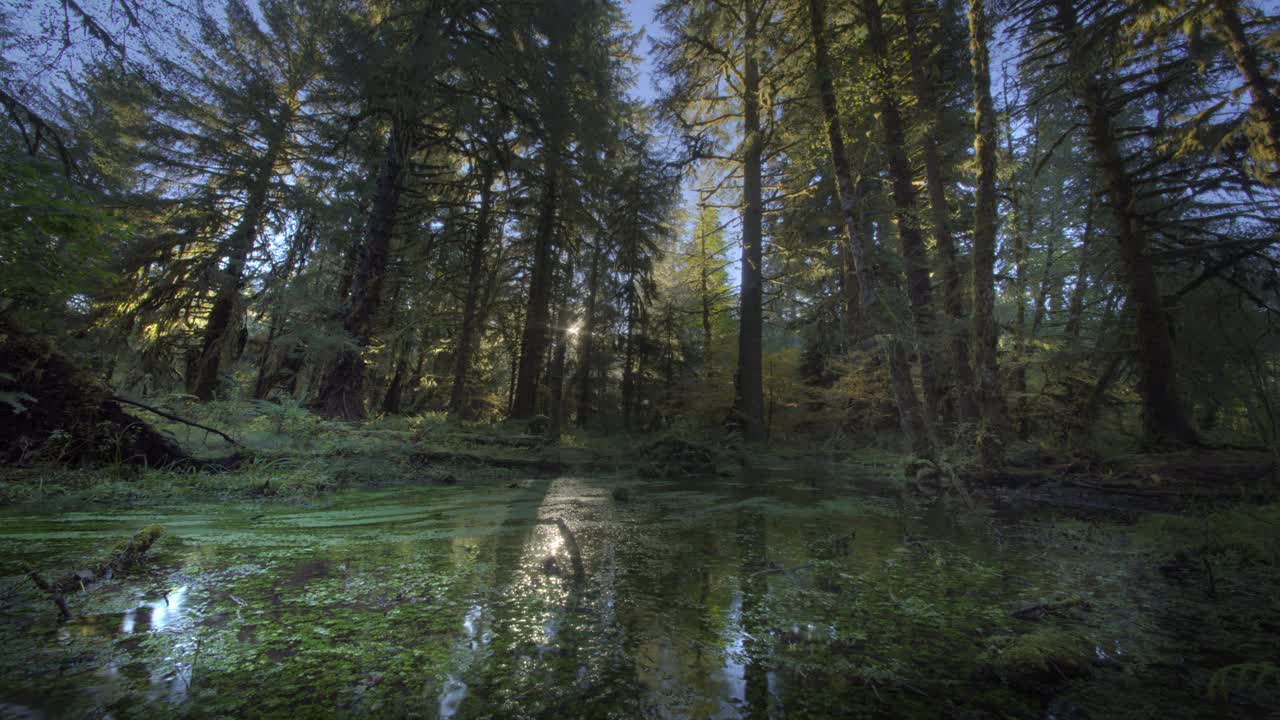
[0,464,1257,718]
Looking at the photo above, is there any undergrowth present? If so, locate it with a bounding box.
[0,400,521,506]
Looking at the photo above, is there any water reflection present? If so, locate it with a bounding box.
[716,592,749,717]
[437,603,488,719]
[120,585,189,634]
[2,464,1181,719]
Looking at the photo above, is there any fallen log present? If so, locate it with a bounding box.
[413,449,569,473]
[27,525,165,619]
[111,396,241,448]
[453,434,543,449]
[1011,596,1090,622]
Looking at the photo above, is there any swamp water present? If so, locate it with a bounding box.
[0,463,1275,719]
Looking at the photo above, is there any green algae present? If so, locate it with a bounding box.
[1,463,1278,718]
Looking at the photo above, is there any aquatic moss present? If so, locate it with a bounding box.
[1135,503,1280,564]
[980,628,1094,688]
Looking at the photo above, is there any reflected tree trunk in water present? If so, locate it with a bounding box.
[737,506,770,718]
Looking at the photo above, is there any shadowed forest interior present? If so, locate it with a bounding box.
[1,0,1279,717]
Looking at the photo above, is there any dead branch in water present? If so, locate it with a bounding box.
[26,526,165,619]
[554,518,586,581]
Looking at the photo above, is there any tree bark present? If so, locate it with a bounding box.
[1052,0,1198,448]
[314,118,413,420]
[381,347,407,415]
[511,149,560,419]
[968,0,1010,466]
[1005,102,1044,439]
[734,1,766,443]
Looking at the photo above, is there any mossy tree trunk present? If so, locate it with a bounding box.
[314,118,414,420]
[193,104,293,401]
[862,0,944,443]
[511,150,560,420]
[808,0,928,454]
[969,0,1010,466]
[734,0,766,443]
[1051,0,1198,448]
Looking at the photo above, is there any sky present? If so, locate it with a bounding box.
[621,0,721,268]
[623,0,663,104]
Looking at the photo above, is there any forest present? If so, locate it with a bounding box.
[1,0,1279,717]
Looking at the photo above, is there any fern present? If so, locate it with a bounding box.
[0,372,38,414]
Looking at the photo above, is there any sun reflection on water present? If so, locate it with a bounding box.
[120,585,189,634]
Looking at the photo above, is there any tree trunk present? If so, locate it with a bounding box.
[1052,0,1198,448]
[968,0,1009,466]
[511,150,560,419]
[193,108,291,401]
[314,119,413,420]
[547,259,574,444]
[901,0,975,424]
[1032,233,1057,336]
[576,240,603,428]
[698,200,715,376]
[734,3,766,443]
[1064,199,1096,346]
[381,348,407,415]
[863,0,943,440]
[449,163,496,418]
[253,215,313,400]
[808,0,928,453]
[622,273,638,432]
[1004,107,1039,439]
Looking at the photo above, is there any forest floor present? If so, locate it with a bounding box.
[1,400,1278,718]
[3,397,1272,516]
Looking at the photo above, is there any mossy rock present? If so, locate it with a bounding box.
[980,629,1094,689]
[426,470,458,485]
[636,435,718,478]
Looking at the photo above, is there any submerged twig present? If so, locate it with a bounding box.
[25,570,70,619]
[750,561,816,578]
[0,579,23,606]
[553,518,586,581]
[1203,556,1217,599]
[189,638,202,689]
[1011,596,1090,621]
[942,461,976,510]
